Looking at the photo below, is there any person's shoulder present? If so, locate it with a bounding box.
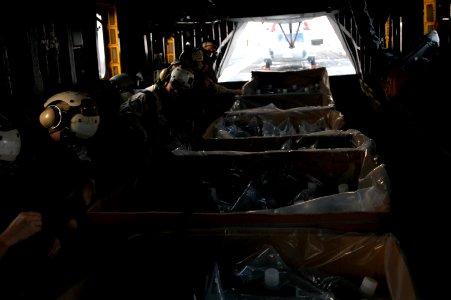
[144,84,157,93]
[120,86,159,108]
[130,86,154,98]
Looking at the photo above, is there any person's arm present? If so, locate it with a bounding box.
[211,82,242,96]
[0,211,43,258]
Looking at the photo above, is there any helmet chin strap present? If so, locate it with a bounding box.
[49,130,62,142]
[50,128,77,144]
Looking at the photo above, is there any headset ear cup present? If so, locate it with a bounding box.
[39,105,62,129]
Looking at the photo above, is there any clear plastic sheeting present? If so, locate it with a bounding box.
[203,128,375,152]
[205,247,335,299]
[207,67,343,140]
[231,92,334,111]
[172,146,388,214]
[201,228,417,300]
[203,105,345,139]
[273,164,390,214]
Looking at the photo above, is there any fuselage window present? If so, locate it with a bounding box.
[96,13,106,79]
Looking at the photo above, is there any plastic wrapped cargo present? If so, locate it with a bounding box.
[241,68,332,100]
[202,105,345,140]
[274,163,389,214]
[231,91,334,110]
[90,143,388,216]
[201,227,417,300]
[202,128,374,152]
[171,147,389,214]
[69,227,417,299]
[234,68,334,113]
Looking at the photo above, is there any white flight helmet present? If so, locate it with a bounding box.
[169,66,195,90]
[0,113,21,162]
[39,91,100,140]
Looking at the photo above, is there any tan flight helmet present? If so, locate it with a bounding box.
[39,91,100,141]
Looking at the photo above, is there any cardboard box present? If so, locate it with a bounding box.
[200,227,418,300]
[233,92,334,110]
[242,67,332,99]
[170,148,389,213]
[89,142,390,231]
[80,226,417,300]
[202,128,374,152]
